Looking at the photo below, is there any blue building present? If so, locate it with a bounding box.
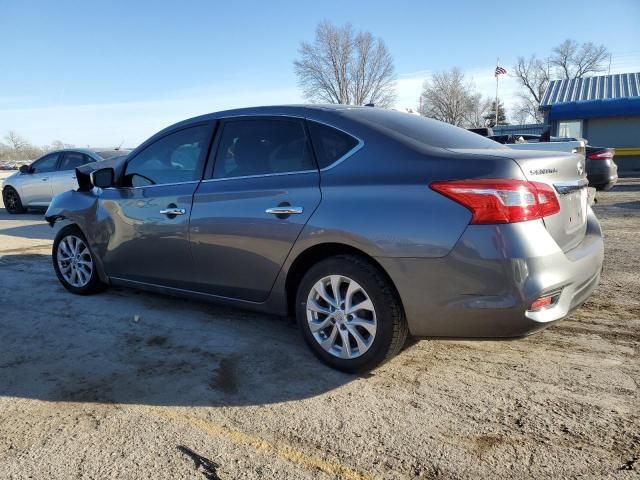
[540,72,640,175]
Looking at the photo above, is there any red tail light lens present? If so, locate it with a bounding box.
[586,150,614,160]
[430,179,560,224]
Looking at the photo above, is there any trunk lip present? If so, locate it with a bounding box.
[553,178,589,194]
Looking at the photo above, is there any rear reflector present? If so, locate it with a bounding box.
[587,150,614,160]
[430,179,561,224]
[529,292,561,311]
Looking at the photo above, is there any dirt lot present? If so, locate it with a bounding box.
[1,172,638,479]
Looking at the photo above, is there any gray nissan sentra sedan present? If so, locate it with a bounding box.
[44,105,604,372]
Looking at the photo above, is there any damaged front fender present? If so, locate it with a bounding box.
[45,190,98,227]
[44,189,112,284]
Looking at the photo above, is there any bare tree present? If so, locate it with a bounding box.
[511,40,609,123]
[4,131,29,153]
[512,55,549,123]
[294,21,396,107]
[419,68,478,127]
[511,103,532,125]
[551,40,609,79]
[49,140,75,151]
[466,93,492,128]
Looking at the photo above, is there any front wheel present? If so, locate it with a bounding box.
[296,255,408,373]
[52,225,106,295]
[3,187,26,214]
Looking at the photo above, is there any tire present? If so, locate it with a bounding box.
[52,225,106,295]
[296,254,408,373]
[3,187,26,214]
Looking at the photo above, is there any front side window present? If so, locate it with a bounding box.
[213,119,314,179]
[124,125,210,187]
[31,153,60,173]
[557,120,582,139]
[59,152,91,171]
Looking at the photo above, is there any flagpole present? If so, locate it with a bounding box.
[495,57,499,127]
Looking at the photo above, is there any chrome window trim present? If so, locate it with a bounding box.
[319,140,364,171]
[305,118,365,172]
[105,180,201,191]
[211,114,365,173]
[201,169,317,183]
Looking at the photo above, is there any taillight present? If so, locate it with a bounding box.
[586,150,614,160]
[430,179,560,224]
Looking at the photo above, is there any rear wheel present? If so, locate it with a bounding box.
[3,187,26,214]
[296,255,408,373]
[52,225,106,295]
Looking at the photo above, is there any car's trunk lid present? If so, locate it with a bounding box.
[447,147,589,252]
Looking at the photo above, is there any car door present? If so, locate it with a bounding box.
[19,153,60,205]
[51,151,94,197]
[189,117,321,302]
[99,122,215,288]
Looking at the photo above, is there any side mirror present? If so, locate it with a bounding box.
[91,167,115,189]
[19,165,31,174]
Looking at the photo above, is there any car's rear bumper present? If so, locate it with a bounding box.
[587,160,618,190]
[377,209,604,338]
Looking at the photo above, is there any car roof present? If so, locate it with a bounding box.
[41,148,131,157]
[132,105,382,153]
[132,104,503,157]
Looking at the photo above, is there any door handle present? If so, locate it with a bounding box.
[41,178,48,181]
[159,208,186,216]
[265,206,303,215]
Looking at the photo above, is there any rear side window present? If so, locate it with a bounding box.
[59,152,91,171]
[213,119,314,179]
[307,121,359,169]
[124,125,210,187]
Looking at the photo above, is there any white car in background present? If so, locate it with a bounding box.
[2,149,130,213]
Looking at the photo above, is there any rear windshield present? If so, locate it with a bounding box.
[343,108,505,150]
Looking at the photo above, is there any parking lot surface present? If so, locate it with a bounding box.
[1,172,638,479]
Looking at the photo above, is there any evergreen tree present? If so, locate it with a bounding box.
[484,101,508,127]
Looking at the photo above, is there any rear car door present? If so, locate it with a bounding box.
[99,123,214,288]
[189,117,321,302]
[20,153,60,205]
[51,151,94,197]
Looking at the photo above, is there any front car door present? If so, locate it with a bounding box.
[51,151,94,197]
[99,122,215,288]
[19,153,60,205]
[189,116,321,302]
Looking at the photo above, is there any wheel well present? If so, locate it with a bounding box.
[284,243,403,317]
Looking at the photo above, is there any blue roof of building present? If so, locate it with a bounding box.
[541,72,640,107]
[548,97,640,121]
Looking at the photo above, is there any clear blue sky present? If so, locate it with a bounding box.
[1,0,639,146]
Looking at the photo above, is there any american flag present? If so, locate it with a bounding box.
[495,66,507,77]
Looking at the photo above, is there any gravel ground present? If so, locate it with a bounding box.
[0,173,638,479]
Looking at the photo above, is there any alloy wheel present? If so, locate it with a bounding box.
[57,235,93,288]
[5,190,18,210]
[306,275,377,359]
